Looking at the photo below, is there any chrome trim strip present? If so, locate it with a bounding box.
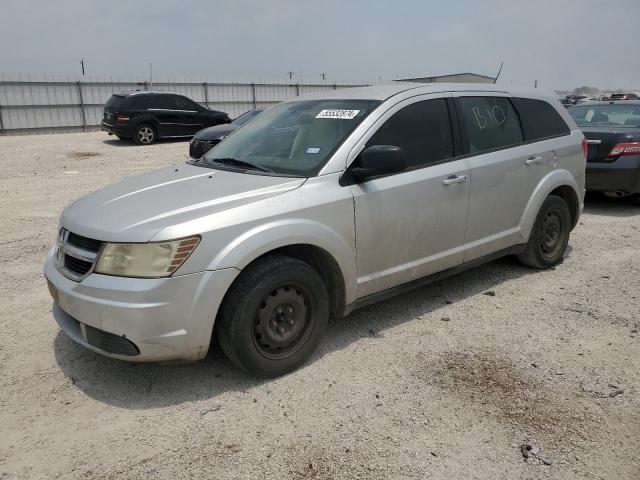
[587,139,602,145]
[79,323,88,342]
[146,109,198,113]
[62,243,98,262]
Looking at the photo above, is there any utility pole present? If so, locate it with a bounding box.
[80,59,85,75]
[534,80,538,88]
[321,73,326,80]
[288,71,294,80]
[150,62,153,88]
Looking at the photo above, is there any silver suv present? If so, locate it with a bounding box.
[44,83,586,377]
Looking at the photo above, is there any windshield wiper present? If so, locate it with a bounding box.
[209,157,271,172]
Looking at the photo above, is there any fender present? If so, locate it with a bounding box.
[519,168,580,243]
[206,218,358,305]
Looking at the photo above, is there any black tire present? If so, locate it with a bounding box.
[133,124,156,145]
[216,255,329,377]
[517,195,571,269]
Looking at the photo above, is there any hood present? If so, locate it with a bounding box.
[194,124,239,141]
[61,164,306,242]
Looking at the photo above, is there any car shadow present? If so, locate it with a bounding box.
[583,192,639,217]
[53,256,532,409]
[102,137,190,147]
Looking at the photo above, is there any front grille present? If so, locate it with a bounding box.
[55,229,103,281]
[189,139,218,158]
[68,232,102,252]
[84,324,140,356]
[64,254,93,276]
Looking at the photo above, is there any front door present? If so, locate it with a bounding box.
[148,94,189,137]
[349,96,471,298]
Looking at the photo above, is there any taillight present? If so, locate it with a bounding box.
[581,137,588,158]
[608,142,640,157]
[116,114,130,123]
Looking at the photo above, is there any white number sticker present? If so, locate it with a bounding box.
[315,109,360,120]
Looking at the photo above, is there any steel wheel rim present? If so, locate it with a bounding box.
[539,208,564,258]
[137,127,154,144]
[253,283,315,360]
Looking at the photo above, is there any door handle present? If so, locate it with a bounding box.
[442,174,467,185]
[525,155,545,165]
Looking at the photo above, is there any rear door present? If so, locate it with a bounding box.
[350,95,471,298]
[453,94,558,261]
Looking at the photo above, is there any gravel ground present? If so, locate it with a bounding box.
[0,132,639,480]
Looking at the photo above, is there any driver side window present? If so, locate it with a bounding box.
[366,98,454,169]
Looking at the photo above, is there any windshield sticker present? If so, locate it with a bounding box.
[305,147,321,154]
[316,109,360,120]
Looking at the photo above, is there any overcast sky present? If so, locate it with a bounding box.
[1,0,638,91]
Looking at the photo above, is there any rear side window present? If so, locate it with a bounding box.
[149,95,176,110]
[366,98,454,168]
[457,97,523,153]
[511,98,570,140]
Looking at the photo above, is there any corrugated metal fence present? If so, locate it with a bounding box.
[0,73,371,134]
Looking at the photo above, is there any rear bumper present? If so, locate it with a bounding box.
[44,248,240,362]
[586,155,640,193]
[101,120,132,138]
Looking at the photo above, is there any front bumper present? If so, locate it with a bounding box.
[44,248,239,362]
[586,155,640,194]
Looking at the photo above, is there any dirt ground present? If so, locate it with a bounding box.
[0,132,638,480]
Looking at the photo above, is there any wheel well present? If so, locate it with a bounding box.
[249,245,347,318]
[550,185,579,229]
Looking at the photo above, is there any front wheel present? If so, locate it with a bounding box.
[216,255,329,377]
[133,124,156,145]
[517,195,571,269]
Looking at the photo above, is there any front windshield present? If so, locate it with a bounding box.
[231,109,262,126]
[200,99,380,176]
[569,104,640,127]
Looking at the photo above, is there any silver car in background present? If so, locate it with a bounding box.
[44,83,586,377]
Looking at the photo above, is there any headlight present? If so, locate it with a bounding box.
[94,236,200,278]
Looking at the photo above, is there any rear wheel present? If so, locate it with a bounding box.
[133,124,156,145]
[216,255,329,377]
[517,195,571,269]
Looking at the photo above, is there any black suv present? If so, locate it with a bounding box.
[102,91,230,145]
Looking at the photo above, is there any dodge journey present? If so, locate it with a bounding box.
[45,83,586,376]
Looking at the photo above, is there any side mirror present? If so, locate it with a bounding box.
[351,145,407,181]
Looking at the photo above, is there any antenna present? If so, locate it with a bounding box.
[494,61,503,84]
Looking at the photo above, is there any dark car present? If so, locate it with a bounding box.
[610,93,639,101]
[189,109,263,158]
[568,101,640,202]
[101,91,230,145]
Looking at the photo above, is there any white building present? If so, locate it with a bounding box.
[395,72,496,84]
